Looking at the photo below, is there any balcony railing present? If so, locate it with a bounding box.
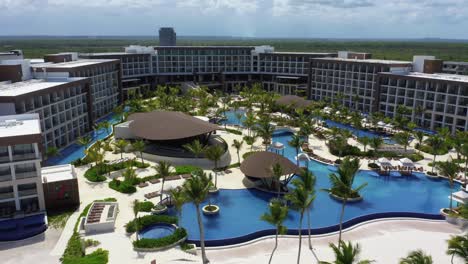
[15,171,38,180]
[12,153,36,161]
[0,155,10,163]
[18,189,37,197]
[0,174,12,182]
[0,192,14,200]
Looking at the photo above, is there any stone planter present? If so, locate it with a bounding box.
[153,204,168,215]
[425,173,439,180]
[208,187,219,194]
[329,193,363,203]
[202,205,220,215]
[440,208,458,225]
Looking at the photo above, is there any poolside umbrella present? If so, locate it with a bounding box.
[398,158,415,169]
[377,158,392,168]
[377,121,386,128]
[271,142,285,155]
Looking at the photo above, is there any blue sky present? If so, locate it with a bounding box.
[1,0,468,39]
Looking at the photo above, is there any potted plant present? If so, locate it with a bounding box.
[202,204,220,215]
[153,204,168,214]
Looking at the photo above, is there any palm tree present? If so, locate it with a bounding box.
[299,122,313,144]
[170,188,186,218]
[399,250,433,264]
[414,104,426,126]
[320,241,374,264]
[461,143,468,183]
[425,135,445,173]
[296,169,318,256]
[96,121,112,135]
[155,161,172,203]
[244,134,257,151]
[446,234,468,264]
[414,131,425,150]
[256,118,275,151]
[260,200,288,264]
[436,161,459,210]
[357,137,370,152]
[182,173,212,264]
[288,134,304,167]
[286,180,315,264]
[270,162,283,199]
[122,165,137,184]
[204,145,224,188]
[132,199,140,241]
[370,137,384,152]
[243,111,256,137]
[77,136,92,149]
[231,139,243,165]
[394,131,412,152]
[45,146,60,160]
[132,140,146,165]
[113,139,128,159]
[322,158,366,244]
[183,139,206,158]
[333,136,349,161]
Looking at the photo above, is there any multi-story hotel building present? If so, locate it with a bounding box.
[308,53,413,113]
[378,71,468,133]
[0,78,92,150]
[443,61,468,75]
[32,58,121,119]
[0,114,46,218]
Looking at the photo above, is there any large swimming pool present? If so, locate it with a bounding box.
[220,109,246,126]
[325,120,396,144]
[174,130,456,245]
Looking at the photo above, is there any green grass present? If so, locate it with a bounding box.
[2,37,468,62]
[47,207,77,229]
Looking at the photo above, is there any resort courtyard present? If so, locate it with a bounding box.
[3,86,467,264]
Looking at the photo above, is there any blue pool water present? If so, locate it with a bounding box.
[45,112,123,166]
[174,130,457,243]
[221,110,246,126]
[325,120,396,144]
[0,213,47,241]
[138,223,176,239]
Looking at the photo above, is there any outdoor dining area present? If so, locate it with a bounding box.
[375,157,422,176]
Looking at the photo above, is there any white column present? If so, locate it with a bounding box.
[13,184,20,211]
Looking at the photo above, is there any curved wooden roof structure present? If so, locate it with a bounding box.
[128,111,220,141]
[275,95,312,108]
[240,151,300,179]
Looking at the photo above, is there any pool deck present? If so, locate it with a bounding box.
[5,122,464,264]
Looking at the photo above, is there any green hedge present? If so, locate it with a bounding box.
[84,160,149,182]
[225,128,242,135]
[133,228,187,249]
[125,215,178,233]
[136,201,154,212]
[63,248,108,264]
[174,165,203,175]
[109,179,137,194]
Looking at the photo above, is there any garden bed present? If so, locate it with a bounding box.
[84,160,149,182]
[133,228,187,251]
[329,193,363,203]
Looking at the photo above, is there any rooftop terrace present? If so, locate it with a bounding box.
[0,113,41,138]
[0,77,88,97]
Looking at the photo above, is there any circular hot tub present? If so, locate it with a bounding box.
[138,223,176,240]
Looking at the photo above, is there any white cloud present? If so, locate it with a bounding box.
[176,0,259,14]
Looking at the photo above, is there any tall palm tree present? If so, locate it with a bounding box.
[231,139,243,165]
[170,188,186,218]
[155,161,172,202]
[204,145,224,188]
[436,161,459,210]
[270,162,283,199]
[77,136,92,149]
[299,121,313,144]
[45,146,60,160]
[132,140,146,165]
[394,131,412,152]
[320,241,374,264]
[286,181,315,264]
[256,118,275,151]
[296,169,318,256]
[425,135,445,173]
[357,137,370,152]
[414,105,426,126]
[399,250,433,264]
[461,143,468,183]
[414,131,425,150]
[243,111,256,137]
[322,158,366,244]
[182,173,212,264]
[244,135,257,151]
[113,105,125,122]
[132,199,140,241]
[446,234,468,264]
[122,165,137,184]
[288,134,304,167]
[113,139,128,159]
[183,139,206,158]
[370,137,384,152]
[260,200,288,264]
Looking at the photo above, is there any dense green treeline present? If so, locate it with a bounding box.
[1,37,468,61]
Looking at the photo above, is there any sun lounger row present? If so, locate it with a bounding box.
[138,182,149,188]
[144,191,160,199]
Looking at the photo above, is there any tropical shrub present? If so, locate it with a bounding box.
[133,228,187,249]
[174,165,203,175]
[136,201,154,212]
[108,179,137,194]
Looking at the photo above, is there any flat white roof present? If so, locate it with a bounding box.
[32,59,117,69]
[0,77,87,97]
[42,164,76,183]
[314,57,412,65]
[385,72,468,83]
[0,113,41,137]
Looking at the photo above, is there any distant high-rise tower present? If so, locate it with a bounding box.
[159,27,176,46]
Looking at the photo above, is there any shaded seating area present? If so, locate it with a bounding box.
[240,151,300,193]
